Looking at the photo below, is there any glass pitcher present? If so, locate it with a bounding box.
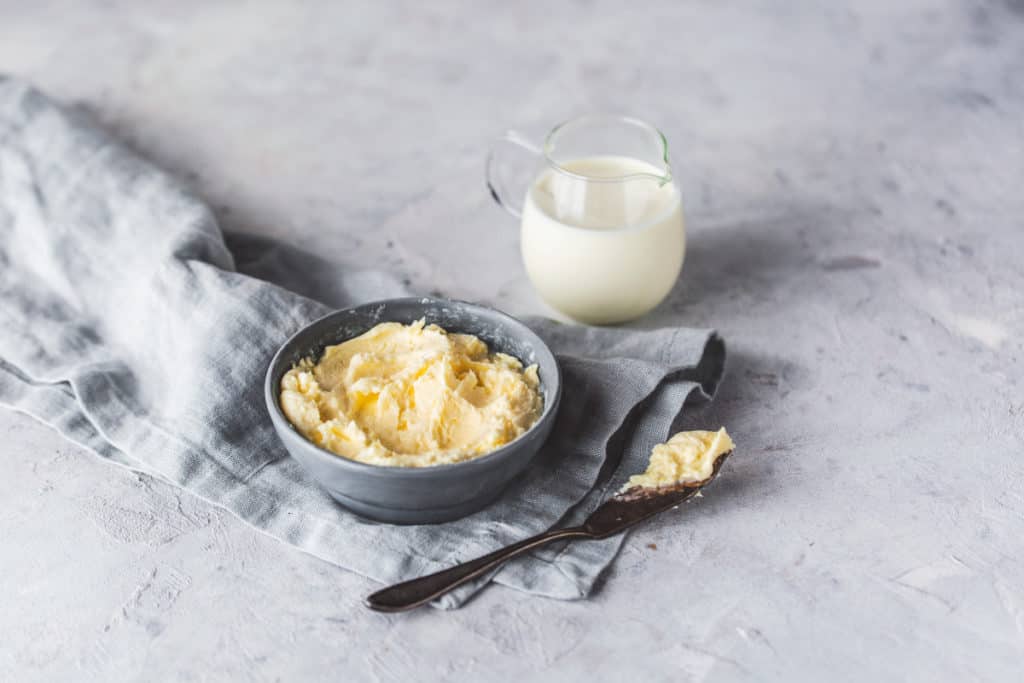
[486,114,685,325]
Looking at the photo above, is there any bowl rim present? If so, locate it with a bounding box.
[264,296,562,477]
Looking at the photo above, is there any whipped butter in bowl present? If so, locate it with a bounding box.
[278,319,544,468]
[265,298,561,524]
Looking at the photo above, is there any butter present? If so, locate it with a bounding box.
[279,320,543,467]
[625,428,734,490]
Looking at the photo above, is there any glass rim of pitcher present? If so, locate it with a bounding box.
[542,114,673,185]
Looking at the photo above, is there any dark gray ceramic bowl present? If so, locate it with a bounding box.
[265,297,561,524]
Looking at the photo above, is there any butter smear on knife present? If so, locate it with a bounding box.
[625,428,734,490]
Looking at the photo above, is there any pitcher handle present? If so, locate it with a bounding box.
[485,130,542,219]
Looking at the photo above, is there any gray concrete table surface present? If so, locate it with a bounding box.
[2,1,1022,681]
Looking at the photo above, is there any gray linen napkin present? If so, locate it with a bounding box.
[0,77,725,608]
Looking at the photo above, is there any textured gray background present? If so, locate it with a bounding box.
[2,1,1023,680]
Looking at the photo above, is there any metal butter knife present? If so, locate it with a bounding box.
[364,450,732,612]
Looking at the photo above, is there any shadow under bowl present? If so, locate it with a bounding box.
[264,297,562,524]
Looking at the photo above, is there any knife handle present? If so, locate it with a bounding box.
[364,526,590,612]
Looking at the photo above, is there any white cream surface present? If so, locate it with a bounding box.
[520,155,685,325]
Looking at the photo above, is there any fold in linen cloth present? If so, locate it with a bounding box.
[0,77,725,608]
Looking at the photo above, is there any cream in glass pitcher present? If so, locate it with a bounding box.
[486,115,685,325]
